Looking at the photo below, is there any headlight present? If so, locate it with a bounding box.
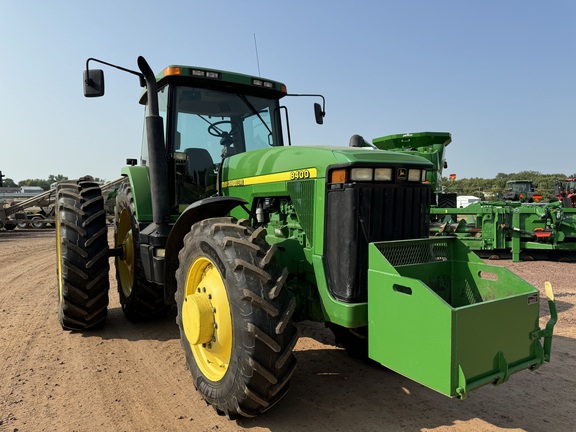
[350,168,373,181]
[408,169,421,182]
[374,168,393,181]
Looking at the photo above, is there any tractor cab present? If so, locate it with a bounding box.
[555,178,576,207]
[138,66,288,211]
[501,180,540,202]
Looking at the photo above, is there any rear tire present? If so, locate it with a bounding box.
[114,181,169,320]
[56,180,110,330]
[176,217,298,418]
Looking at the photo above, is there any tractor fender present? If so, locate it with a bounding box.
[163,196,248,304]
[120,165,153,222]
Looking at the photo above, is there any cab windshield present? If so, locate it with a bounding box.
[173,86,281,160]
[170,85,282,204]
[509,182,533,194]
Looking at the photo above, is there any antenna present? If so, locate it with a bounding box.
[253,33,261,77]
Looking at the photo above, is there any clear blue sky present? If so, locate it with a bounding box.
[1,1,574,183]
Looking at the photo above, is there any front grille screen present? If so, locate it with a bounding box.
[375,240,448,267]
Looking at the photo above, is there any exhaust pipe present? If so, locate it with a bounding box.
[137,56,171,229]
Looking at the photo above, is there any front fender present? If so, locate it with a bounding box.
[120,165,152,221]
[163,196,248,304]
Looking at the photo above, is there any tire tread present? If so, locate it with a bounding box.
[56,180,110,330]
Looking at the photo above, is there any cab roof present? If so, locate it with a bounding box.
[139,65,287,104]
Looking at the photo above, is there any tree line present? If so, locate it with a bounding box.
[439,170,576,201]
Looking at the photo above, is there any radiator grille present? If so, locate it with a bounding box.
[288,179,315,245]
[357,185,431,241]
[325,182,431,302]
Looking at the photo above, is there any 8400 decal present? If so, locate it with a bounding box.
[290,169,313,180]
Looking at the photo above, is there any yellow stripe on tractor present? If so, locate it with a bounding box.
[222,168,317,188]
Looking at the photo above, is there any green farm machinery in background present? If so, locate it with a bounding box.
[500,179,543,203]
[55,58,557,418]
[431,200,576,261]
[375,132,576,262]
[372,131,456,208]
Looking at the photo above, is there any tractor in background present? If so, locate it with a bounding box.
[55,58,557,418]
[555,177,576,207]
[500,180,542,203]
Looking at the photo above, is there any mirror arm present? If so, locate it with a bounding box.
[85,57,145,87]
[286,93,326,116]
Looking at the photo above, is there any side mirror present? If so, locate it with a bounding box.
[83,69,105,97]
[314,102,325,125]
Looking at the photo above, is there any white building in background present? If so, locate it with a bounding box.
[457,195,481,208]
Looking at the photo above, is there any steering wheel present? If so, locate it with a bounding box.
[207,120,240,138]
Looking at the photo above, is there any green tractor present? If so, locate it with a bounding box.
[501,180,543,203]
[55,57,557,418]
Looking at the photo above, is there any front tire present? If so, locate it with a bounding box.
[176,217,298,418]
[56,180,110,330]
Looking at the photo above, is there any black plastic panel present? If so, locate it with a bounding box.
[324,182,431,302]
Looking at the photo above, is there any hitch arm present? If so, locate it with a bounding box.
[531,281,557,363]
[542,282,558,362]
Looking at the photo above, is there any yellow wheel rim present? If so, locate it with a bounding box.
[56,211,63,302]
[116,208,134,297]
[183,256,232,382]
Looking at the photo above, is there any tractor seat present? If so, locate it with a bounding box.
[185,148,214,190]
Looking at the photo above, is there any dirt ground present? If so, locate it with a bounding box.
[0,228,574,432]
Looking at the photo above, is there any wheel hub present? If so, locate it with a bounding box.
[183,292,215,345]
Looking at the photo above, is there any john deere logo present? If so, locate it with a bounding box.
[397,168,407,180]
